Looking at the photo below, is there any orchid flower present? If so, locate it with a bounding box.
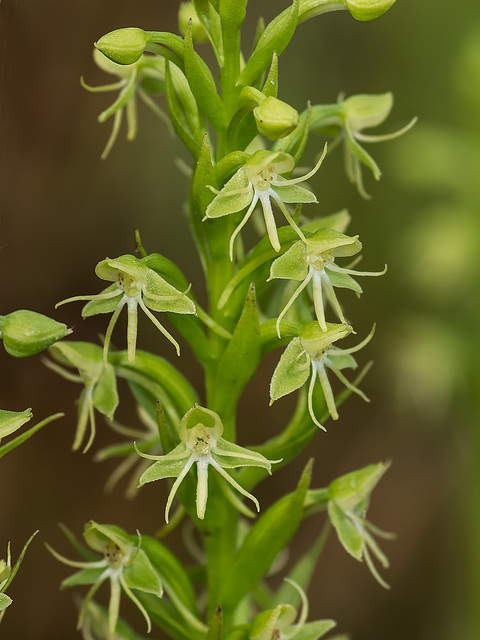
[136,405,279,522]
[270,228,386,336]
[270,322,374,429]
[328,462,394,588]
[46,522,162,637]
[56,254,196,364]
[204,147,327,259]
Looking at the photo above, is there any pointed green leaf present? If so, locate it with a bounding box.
[210,284,261,420]
[204,604,223,640]
[184,21,226,130]
[239,0,299,87]
[92,364,119,419]
[327,500,363,560]
[218,460,313,614]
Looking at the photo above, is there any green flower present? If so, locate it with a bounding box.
[46,341,119,453]
[47,522,163,637]
[204,148,327,259]
[83,48,169,159]
[328,462,394,588]
[312,93,416,198]
[270,322,373,429]
[137,405,279,522]
[56,255,196,364]
[250,579,335,640]
[270,228,386,335]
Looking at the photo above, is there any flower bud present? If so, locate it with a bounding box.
[0,310,71,358]
[178,2,209,42]
[344,0,397,22]
[95,27,148,65]
[253,96,299,140]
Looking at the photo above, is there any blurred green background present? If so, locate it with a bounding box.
[1,0,479,638]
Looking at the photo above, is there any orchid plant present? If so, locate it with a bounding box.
[1,1,415,638]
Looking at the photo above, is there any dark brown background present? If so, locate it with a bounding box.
[1,1,479,639]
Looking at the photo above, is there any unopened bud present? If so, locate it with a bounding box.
[95,27,148,65]
[344,0,397,22]
[254,96,299,140]
[0,310,71,358]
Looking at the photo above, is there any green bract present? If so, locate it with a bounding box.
[82,48,169,159]
[270,322,373,429]
[178,2,209,42]
[56,254,196,364]
[328,462,394,588]
[137,405,279,522]
[270,228,385,334]
[47,341,119,452]
[0,310,71,358]
[311,93,416,198]
[204,148,327,258]
[47,522,163,637]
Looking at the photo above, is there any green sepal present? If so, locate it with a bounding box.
[83,522,133,555]
[92,363,119,419]
[270,337,310,403]
[0,593,12,612]
[328,462,387,511]
[165,60,202,158]
[184,20,226,130]
[238,0,299,87]
[123,550,163,596]
[137,443,190,486]
[49,341,103,385]
[0,310,72,358]
[272,182,316,204]
[218,459,313,614]
[326,268,362,294]
[327,500,363,560]
[209,284,261,425]
[0,408,32,439]
[205,167,252,218]
[270,241,308,281]
[204,604,223,640]
[141,253,190,293]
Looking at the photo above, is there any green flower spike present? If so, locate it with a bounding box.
[313,92,416,198]
[270,228,386,336]
[270,322,374,429]
[56,255,196,364]
[82,48,169,159]
[137,405,279,523]
[250,579,336,640]
[328,462,394,588]
[46,342,119,453]
[46,522,162,637]
[204,147,327,259]
[0,532,38,622]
